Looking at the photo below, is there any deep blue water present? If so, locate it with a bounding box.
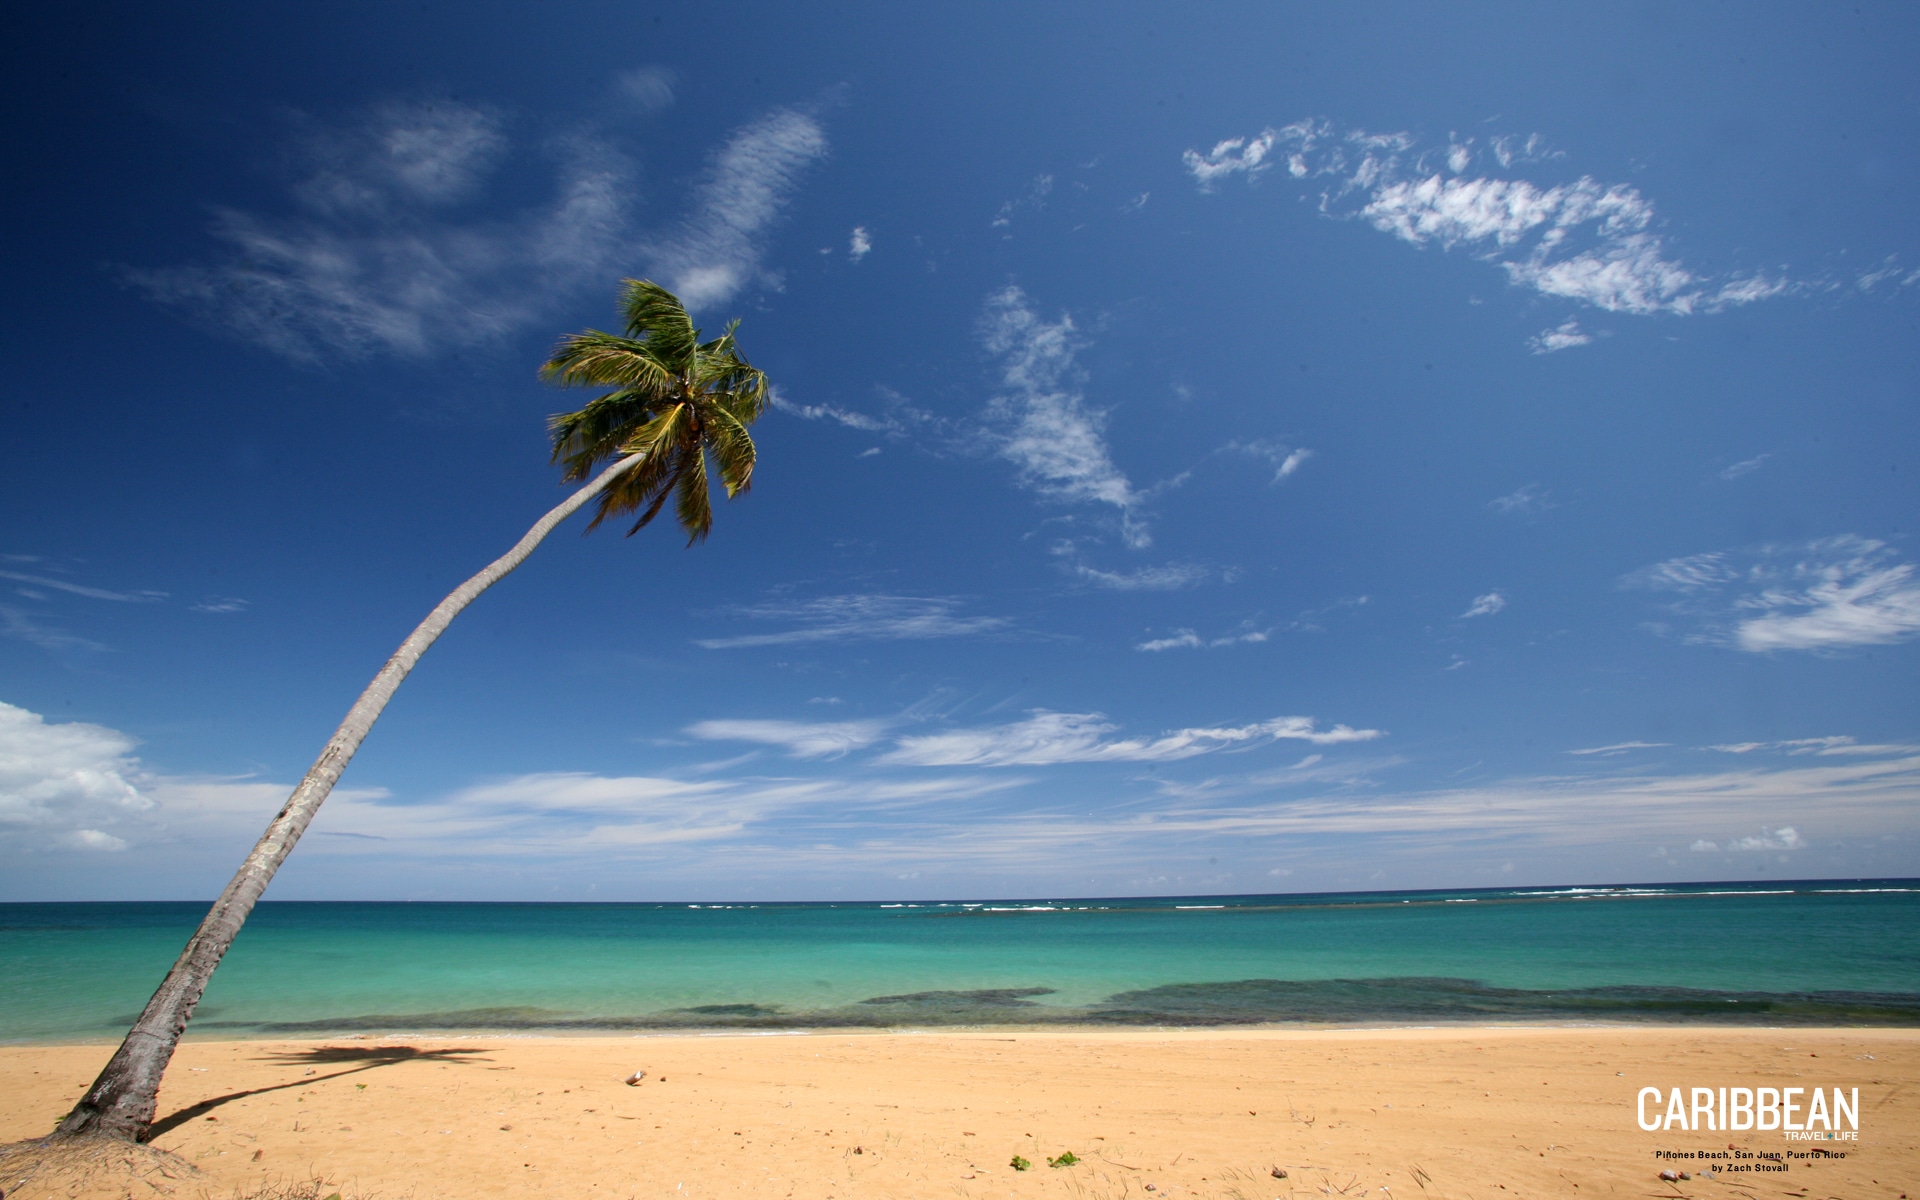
[3,880,1916,1042]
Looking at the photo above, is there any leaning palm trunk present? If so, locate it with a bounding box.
[56,452,644,1143]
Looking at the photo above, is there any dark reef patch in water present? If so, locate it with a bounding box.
[859,988,1055,1007]
[675,1004,785,1017]
[186,977,1920,1035]
[1083,977,1920,1025]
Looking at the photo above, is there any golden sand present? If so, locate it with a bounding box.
[3,1027,1914,1199]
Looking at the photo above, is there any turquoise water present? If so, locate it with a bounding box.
[3,881,1917,1042]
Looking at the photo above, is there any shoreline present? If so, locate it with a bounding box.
[11,1014,1920,1048]
[5,1025,1913,1198]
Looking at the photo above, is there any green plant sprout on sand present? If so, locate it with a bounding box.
[1048,1151,1080,1167]
[1009,1155,1031,1171]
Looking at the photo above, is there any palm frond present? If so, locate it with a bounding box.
[701,402,757,497]
[621,458,681,536]
[548,389,669,482]
[587,441,676,533]
[672,444,714,543]
[618,279,698,368]
[541,330,677,392]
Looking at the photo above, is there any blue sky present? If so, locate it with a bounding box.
[3,2,1917,900]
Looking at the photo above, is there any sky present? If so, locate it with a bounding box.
[2,1,1917,901]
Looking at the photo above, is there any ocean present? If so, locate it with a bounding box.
[3,881,1916,1043]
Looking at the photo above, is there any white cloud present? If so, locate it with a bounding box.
[653,108,828,310]
[1462,590,1507,618]
[849,226,871,262]
[7,698,1915,896]
[191,596,250,614]
[880,711,1383,767]
[1529,319,1592,354]
[1628,536,1920,652]
[1718,453,1772,481]
[685,718,890,760]
[1136,623,1269,652]
[980,287,1146,545]
[1707,736,1863,756]
[1135,630,1204,652]
[1567,741,1669,756]
[1072,563,1212,591]
[1188,118,1783,330]
[769,387,893,432]
[1220,440,1312,484]
[1854,255,1920,293]
[1488,484,1553,516]
[1274,448,1313,480]
[1727,826,1806,852]
[1626,550,1739,593]
[0,702,150,846]
[1181,132,1279,191]
[696,594,1009,649]
[129,100,637,361]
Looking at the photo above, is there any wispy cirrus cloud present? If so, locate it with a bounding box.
[1071,562,1215,591]
[190,596,250,615]
[127,94,825,360]
[1185,119,1784,340]
[1135,622,1270,652]
[651,107,828,310]
[0,566,172,654]
[0,569,166,603]
[0,608,109,653]
[1488,484,1554,516]
[1718,453,1772,481]
[696,594,1010,649]
[614,66,677,114]
[879,711,1382,768]
[768,387,895,432]
[980,287,1148,546]
[1627,536,1920,652]
[1707,736,1871,756]
[684,718,890,760]
[129,100,634,361]
[1567,741,1669,756]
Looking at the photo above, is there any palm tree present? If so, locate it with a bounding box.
[53,279,767,1144]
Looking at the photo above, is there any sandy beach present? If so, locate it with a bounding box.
[2,1026,1913,1199]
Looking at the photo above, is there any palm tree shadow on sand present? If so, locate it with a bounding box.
[2,1045,492,1194]
[145,1045,494,1138]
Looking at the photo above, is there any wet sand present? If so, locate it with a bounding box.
[2,1026,1914,1199]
